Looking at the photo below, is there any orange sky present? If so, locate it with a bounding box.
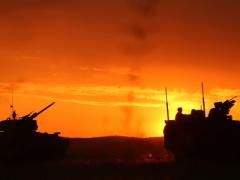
[0,0,240,137]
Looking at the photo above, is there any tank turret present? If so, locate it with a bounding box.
[0,102,55,134]
[0,102,69,161]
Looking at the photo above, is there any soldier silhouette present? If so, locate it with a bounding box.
[175,107,183,121]
[221,99,236,121]
[208,102,226,121]
[12,110,16,120]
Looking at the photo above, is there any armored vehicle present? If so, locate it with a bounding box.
[163,85,240,161]
[0,102,69,161]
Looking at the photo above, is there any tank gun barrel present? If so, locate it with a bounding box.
[30,102,55,119]
[229,96,237,101]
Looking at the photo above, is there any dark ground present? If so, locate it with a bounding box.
[1,136,240,179]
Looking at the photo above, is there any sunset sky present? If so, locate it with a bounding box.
[0,0,240,137]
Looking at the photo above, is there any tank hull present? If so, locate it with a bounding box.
[164,119,240,161]
[0,132,69,161]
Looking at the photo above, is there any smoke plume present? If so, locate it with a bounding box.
[122,0,161,57]
[121,72,145,137]
[128,0,161,17]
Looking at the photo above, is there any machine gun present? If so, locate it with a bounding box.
[21,102,55,120]
[222,96,237,115]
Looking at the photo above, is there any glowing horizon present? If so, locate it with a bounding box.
[0,0,240,137]
[1,82,240,138]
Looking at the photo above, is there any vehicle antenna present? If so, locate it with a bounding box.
[201,82,206,118]
[10,87,16,120]
[165,88,170,121]
[10,88,14,112]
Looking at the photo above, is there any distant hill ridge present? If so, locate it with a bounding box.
[67,136,171,162]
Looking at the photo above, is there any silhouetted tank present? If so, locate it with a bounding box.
[164,97,240,161]
[0,102,69,161]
